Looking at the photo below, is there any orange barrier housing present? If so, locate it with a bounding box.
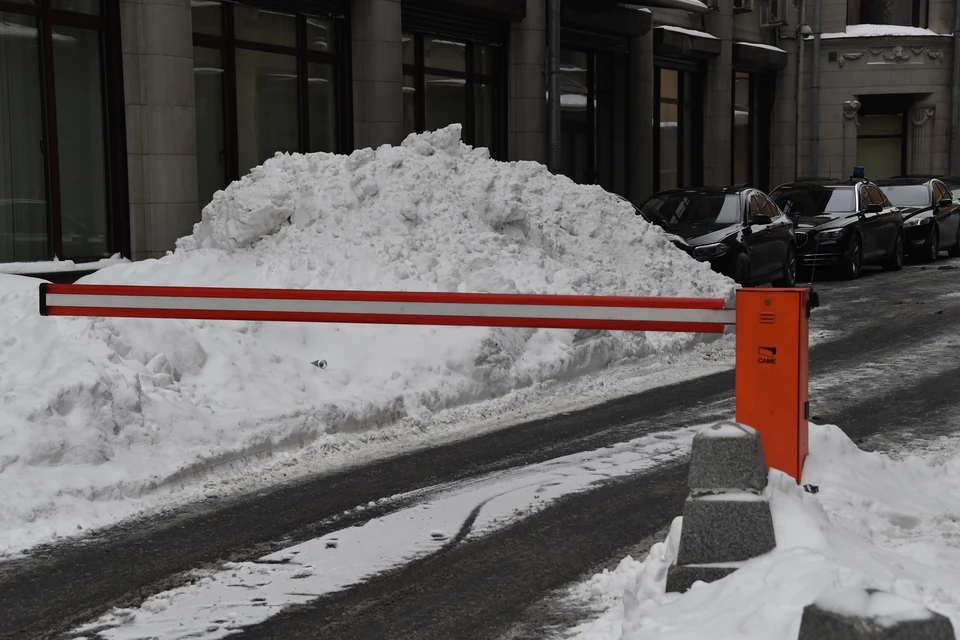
[734,288,810,482]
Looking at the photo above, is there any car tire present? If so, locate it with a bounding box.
[949,226,960,258]
[773,244,797,287]
[882,230,904,271]
[731,251,751,286]
[922,226,940,263]
[842,234,862,280]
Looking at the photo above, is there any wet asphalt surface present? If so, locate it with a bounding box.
[2,259,960,640]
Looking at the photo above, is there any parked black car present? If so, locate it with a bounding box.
[874,177,960,261]
[768,179,904,280]
[636,186,797,287]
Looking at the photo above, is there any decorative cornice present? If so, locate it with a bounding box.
[836,45,944,67]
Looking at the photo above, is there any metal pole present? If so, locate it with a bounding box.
[950,0,960,174]
[547,0,562,172]
[810,0,822,177]
[794,0,805,180]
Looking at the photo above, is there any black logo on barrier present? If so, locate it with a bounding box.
[758,346,777,365]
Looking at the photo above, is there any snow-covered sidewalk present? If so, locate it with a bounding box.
[0,126,733,556]
[567,424,960,639]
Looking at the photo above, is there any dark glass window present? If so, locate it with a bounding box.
[193,2,346,210]
[847,0,928,27]
[401,31,503,157]
[732,71,752,186]
[0,0,119,262]
[655,66,702,192]
[658,69,679,190]
[857,115,904,180]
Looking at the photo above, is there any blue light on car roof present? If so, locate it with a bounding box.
[852,166,865,178]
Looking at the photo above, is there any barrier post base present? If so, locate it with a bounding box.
[734,288,810,482]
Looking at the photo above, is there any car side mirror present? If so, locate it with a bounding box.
[750,214,773,226]
[864,203,883,214]
[938,197,953,208]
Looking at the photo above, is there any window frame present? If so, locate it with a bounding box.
[193,3,350,187]
[401,31,503,158]
[653,64,703,192]
[0,0,127,262]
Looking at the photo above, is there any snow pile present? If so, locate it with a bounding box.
[569,424,960,639]
[821,24,943,39]
[0,125,732,554]
[0,254,128,275]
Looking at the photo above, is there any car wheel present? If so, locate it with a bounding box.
[923,226,940,263]
[842,234,862,280]
[731,251,751,286]
[882,231,904,271]
[773,244,797,287]
[949,226,960,258]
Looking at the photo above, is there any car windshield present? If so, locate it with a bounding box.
[770,186,856,217]
[880,185,930,207]
[639,192,742,227]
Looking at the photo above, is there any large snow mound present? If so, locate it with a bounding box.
[568,424,960,639]
[0,126,733,554]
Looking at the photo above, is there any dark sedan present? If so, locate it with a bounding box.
[636,186,797,287]
[875,178,960,261]
[769,179,904,280]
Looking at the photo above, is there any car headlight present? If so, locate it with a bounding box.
[904,216,933,227]
[693,243,730,259]
[817,228,846,240]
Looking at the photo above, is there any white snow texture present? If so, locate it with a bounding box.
[568,424,960,639]
[0,125,733,554]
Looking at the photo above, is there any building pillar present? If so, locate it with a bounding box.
[702,3,734,187]
[841,100,861,176]
[629,31,654,204]
[508,0,546,163]
[121,0,199,260]
[352,0,403,150]
[908,103,937,175]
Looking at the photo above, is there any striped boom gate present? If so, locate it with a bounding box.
[37,284,735,334]
[37,284,811,481]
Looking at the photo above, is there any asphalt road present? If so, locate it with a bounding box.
[2,260,960,640]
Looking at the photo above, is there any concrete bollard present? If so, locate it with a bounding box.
[665,422,776,593]
[798,588,956,639]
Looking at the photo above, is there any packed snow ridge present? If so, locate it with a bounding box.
[568,424,960,639]
[0,125,733,554]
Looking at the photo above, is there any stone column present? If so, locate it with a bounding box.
[352,0,403,149]
[508,0,546,163]
[841,99,861,176]
[121,0,199,260]
[702,3,734,187]
[628,31,654,205]
[908,103,937,175]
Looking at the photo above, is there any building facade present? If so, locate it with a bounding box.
[0,0,958,267]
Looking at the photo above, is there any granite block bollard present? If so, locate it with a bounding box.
[665,421,776,593]
[798,588,956,640]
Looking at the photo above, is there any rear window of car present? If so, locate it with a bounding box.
[639,192,742,226]
[770,186,856,216]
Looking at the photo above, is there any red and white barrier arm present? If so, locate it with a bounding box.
[38,284,735,333]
